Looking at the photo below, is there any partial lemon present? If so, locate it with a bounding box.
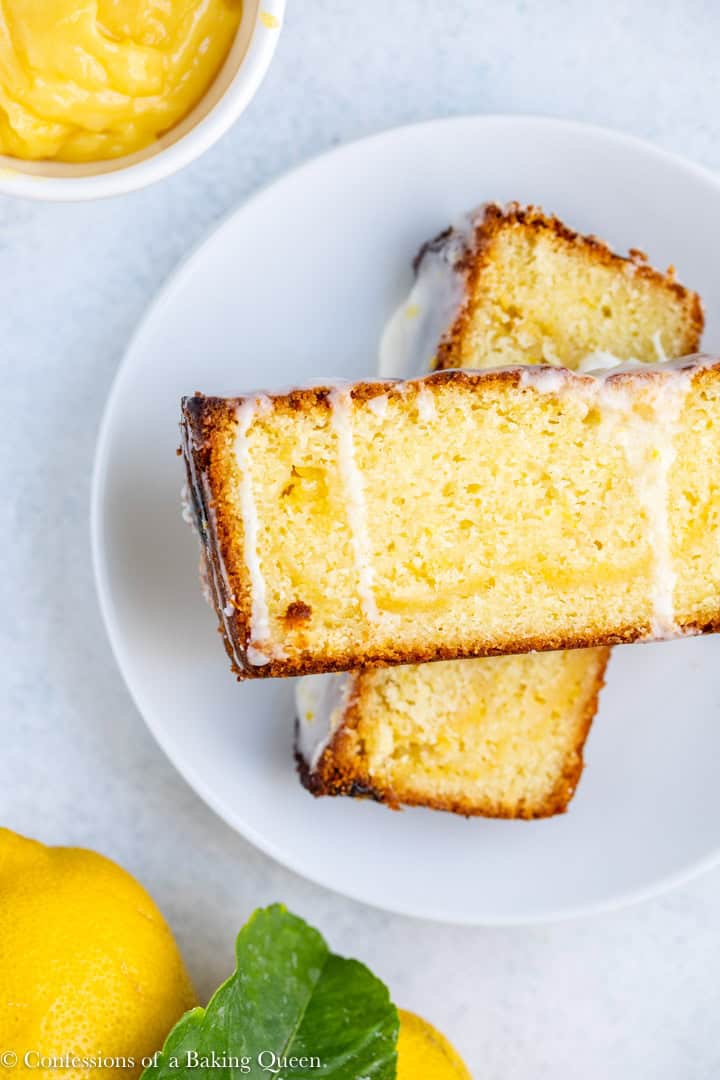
[0,829,197,1080]
[398,1009,473,1079]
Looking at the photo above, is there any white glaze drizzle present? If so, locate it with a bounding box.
[378,217,474,379]
[180,481,196,526]
[519,365,567,394]
[417,383,437,420]
[329,387,379,623]
[366,393,388,418]
[295,672,355,769]
[599,374,691,638]
[520,355,708,638]
[234,395,281,666]
[653,329,668,362]
[576,349,627,374]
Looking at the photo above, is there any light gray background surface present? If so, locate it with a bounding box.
[3,3,720,1077]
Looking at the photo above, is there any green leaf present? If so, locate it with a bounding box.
[142,904,398,1080]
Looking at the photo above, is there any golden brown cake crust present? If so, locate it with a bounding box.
[181,394,255,675]
[431,202,704,371]
[295,648,610,819]
[182,363,720,680]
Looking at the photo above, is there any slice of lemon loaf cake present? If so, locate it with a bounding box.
[381,202,703,377]
[182,355,720,678]
[296,650,608,818]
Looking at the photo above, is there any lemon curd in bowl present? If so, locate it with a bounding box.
[0,0,245,163]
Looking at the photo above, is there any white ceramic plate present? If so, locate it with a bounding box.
[92,116,720,924]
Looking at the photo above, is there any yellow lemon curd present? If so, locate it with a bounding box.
[0,0,243,163]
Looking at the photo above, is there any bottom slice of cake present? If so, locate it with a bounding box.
[296,648,609,818]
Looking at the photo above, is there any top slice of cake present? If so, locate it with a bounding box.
[381,202,703,377]
[182,356,720,678]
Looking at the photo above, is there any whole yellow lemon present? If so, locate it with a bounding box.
[0,829,197,1080]
[398,1009,473,1079]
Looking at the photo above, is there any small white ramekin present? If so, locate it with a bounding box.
[0,0,284,202]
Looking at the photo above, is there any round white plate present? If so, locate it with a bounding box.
[92,116,720,924]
